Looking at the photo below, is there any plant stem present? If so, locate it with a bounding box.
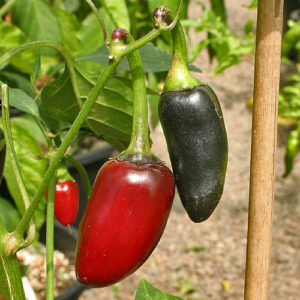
[0,0,16,18]
[46,175,56,300]
[118,33,156,162]
[0,254,25,300]
[162,9,200,92]
[1,84,35,253]
[1,84,31,211]
[65,155,92,199]
[116,29,161,59]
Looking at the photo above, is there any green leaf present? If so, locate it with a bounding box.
[0,85,38,117]
[54,8,81,57]
[281,20,300,57]
[244,19,254,36]
[279,67,300,119]
[77,8,115,57]
[77,11,106,56]
[99,0,130,30]
[0,197,21,232]
[147,73,160,128]
[78,44,201,73]
[11,0,61,47]
[9,115,47,145]
[210,0,227,24]
[5,88,39,118]
[0,21,36,72]
[53,0,80,12]
[247,0,258,9]
[1,121,48,234]
[31,56,41,84]
[40,66,133,151]
[135,278,183,300]
[283,128,300,177]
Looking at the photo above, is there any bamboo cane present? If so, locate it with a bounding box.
[244,0,284,299]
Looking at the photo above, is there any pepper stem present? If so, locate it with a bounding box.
[154,7,200,92]
[113,30,158,163]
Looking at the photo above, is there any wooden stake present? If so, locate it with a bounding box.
[244,1,284,299]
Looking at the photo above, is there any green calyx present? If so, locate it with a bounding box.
[55,160,74,183]
[154,7,200,92]
[110,30,160,164]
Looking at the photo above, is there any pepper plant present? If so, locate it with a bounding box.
[0,0,255,299]
[0,0,196,299]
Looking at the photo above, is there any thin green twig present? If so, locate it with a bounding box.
[65,154,92,199]
[1,84,35,254]
[85,0,109,46]
[46,175,56,300]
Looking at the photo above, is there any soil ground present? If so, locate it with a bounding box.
[80,1,300,299]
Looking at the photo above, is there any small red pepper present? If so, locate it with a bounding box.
[45,162,79,227]
[47,181,79,226]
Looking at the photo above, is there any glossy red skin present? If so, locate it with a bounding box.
[46,181,79,226]
[75,159,175,287]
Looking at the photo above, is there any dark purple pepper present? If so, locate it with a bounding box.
[159,85,228,222]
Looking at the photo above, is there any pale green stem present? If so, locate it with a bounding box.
[65,154,92,199]
[0,254,25,300]
[46,175,56,300]
[1,84,35,253]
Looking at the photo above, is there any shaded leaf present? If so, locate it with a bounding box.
[210,0,227,23]
[31,56,41,83]
[147,73,160,128]
[0,196,21,232]
[40,65,134,151]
